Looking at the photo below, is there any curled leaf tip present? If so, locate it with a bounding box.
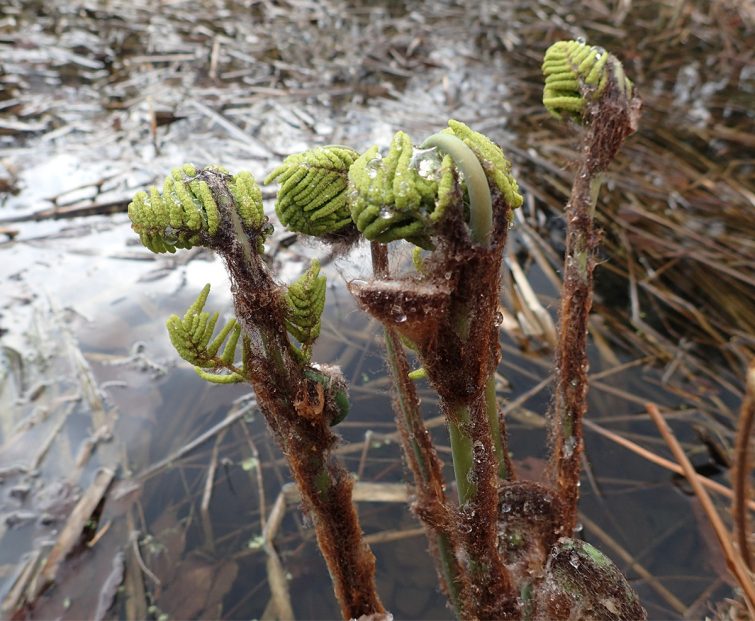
[444,120,523,211]
[348,130,446,248]
[542,40,634,121]
[266,146,358,237]
[285,259,327,359]
[128,164,267,254]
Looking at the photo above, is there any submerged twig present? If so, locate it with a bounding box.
[733,361,754,571]
[646,403,755,610]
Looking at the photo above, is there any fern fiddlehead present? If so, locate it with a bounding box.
[348,130,449,249]
[166,284,248,384]
[265,146,359,237]
[349,121,522,249]
[285,259,327,361]
[542,39,634,120]
[128,164,267,253]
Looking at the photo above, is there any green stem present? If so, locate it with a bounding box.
[448,404,475,504]
[383,329,466,615]
[421,132,492,245]
[485,376,510,480]
[371,241,469,617]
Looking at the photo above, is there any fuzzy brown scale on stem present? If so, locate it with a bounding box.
[461,392,519,620]
[355,184,518,618]
[370,242,474,618]
[244,339,383,618]
[549,167,597,534]
[548,63,641,535]
[202,197,383,619]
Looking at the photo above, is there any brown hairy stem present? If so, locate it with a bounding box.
[352,191,519,619]
[549,155,598,534]
[733,361,754,571]
[549,78,641,534]
[220,240,383,619]
[370,242,473,619]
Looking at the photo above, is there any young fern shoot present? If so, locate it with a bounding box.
[128,165,384,620]
[127,38,646,620]
[542,39,642,534]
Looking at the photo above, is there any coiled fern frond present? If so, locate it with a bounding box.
[542,40,634,120]
[348,130,452,249]
[442,120,523,212]
[285,259,326,360]
[265,146,358,236]
[349,121,522,248]
[128,164,267,253]
[166,284,247,384]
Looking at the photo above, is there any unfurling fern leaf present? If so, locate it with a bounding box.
[442,120,523,212]
[285,260,326,360]
[542,40,634,120]
[128,164,267,254]
[265,146,358,237]
[166,284,247,384]
[349,121,522,248]
[348,130,448,249]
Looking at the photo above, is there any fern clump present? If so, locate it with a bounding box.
[265,146,359,236]
[285,259,327,360]
[166,284,247,384]
[542,40,634,120]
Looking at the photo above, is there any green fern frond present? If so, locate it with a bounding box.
[128,164,211,253]
[285,259,327,359]
[229,170,265,231]
[542,40,633,120]
[166,284,246,384]
[265,146,358,236]
[444,120,523,211]
[128,164,267,254]
[348,131,443,248]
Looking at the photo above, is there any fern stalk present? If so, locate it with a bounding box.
[544,40,641,534]
[221,240,383,620]
[418,126,519,618]
[370,242,472,618]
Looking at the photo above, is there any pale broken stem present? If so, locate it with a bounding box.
[646,403,755,611]
[34,467,115,598]
[200,428,227,554]
[486,375,512,481]
[240,420,267,531]
[263,486,296,621]
[583,418,755,510]
[262,482,409,621]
